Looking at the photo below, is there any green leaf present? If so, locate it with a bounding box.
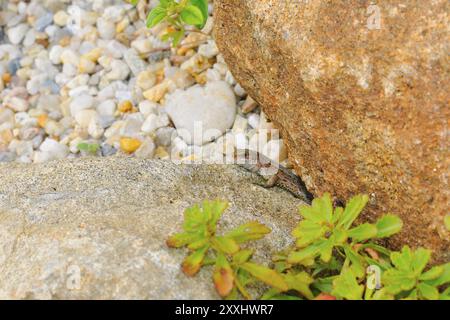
[417,282,439,300]
[146,6,167,28]
[189,0,208,28]
[205,200,228,232]
[299,193,333,224]
[77,142,99,154]
[332,206,344,224]
[166,232,204,248]
[284,272,314,299]
[181,246,208,276]
[225,221,271,243]
[338,194,369,229]
[232,249,253,265]
[318,239,334,263]
[159,0,172,8]
[211,236,239,254]
[423,263,450,287]
[419,265,444,281]
[375,214,403,238]
[287,241,323,264]
[411,248,431,275]
[213,253,235,297]
[182,204,205,232]
[348,223,378,242]
[240,262,288,291]
[343,245,366,279]
[332,268,364,300]
[292,219,328,247]
[180,5,204,26]
[390,246,414,271]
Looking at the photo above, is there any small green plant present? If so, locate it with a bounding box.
[130,0,209,46]
[166,200,288,299]
[167,195,450,300]
[77,142,100,154]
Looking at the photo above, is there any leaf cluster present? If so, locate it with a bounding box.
[134,0,209,46]
[167,194,449,300]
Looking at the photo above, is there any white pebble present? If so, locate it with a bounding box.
[75,109,98,128]
[97,100,116,116]
[70,94,94,117]
[97,18,115,40]
[7,23,29,45]
[166,81,236,145]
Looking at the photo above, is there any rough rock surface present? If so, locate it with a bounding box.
[0,158,304,299]
[214,0,449,260]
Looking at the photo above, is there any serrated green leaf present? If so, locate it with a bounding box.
[348,223,378,242]
[375,214,403,238]
[211,236,239,254]
[332,268,364,300]
[390,246,413,271]
[332,206,344,224]
[180,5,204,26]
[411,248,431,275]
[225,221,271,243]
[312,276,336,294]
[292,219,328,247]
[284,272,314,299]
[299,193,333,224]
[318,239,334,263]
[146,6,167,28]
[181,246,208,276]
[419,265,444,281]
[423,263,450,287]
[383,269,416,294]
[417,282,439,300]
[338,194,369,229]
[343,245,366,279]
[241,262,288,291]
[182,204,205,232]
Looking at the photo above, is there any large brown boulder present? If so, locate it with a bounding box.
[214,0,449,260]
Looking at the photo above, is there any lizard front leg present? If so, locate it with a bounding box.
[265,174,279,188]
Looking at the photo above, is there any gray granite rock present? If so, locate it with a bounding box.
[0,158,304,299]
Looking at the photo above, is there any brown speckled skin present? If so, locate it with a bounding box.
[214,0,449,261]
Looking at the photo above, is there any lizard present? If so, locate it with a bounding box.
[235,149,313,204]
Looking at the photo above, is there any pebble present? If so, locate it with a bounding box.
[141,113,169,133]
[0,1,284,165]
[136,70,156,90]
[53,11,69,26]
[166,81,237,145]
[97,100,116,116]
[97,18,115,40]
[7,23,29,45]
[135,137,155,158]
[106,59,130,81]
[75,109,98,128]
[35,12,54,32]
[70,94,94,117]
[120,137,141,153]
